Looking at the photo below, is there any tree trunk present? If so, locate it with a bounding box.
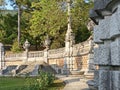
[18,5,21,46]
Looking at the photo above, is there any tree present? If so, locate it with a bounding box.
[71,0,93,43]
[0,13,18,44]
[29,0,93,48]
[0,0,93,50]
[29,0,67,49]
[9,0,37,46]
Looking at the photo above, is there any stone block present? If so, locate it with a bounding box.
[111,71,120,90]
[111,38,120,65]
[110,6,120,38]
[94,0,112,10]
[94,25,103,43]
[99,70,110,90]
[94,70,99,88]
[94,17,110,43]
[94,44,110,65]
[99,16,110,40]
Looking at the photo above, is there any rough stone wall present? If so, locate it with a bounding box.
[5,60,23,66]
[2,39,93,75]
[48,58,64,68]
[48,54,88,72]
[74,55,88,70]
[89,0,120,90]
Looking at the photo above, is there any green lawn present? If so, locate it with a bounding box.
[0,76,65,90]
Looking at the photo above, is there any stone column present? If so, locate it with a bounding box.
[64,0,75,75]
[0,43,5,70]
[88,0,120,90]
[44,35,51,63]
[85,20,95,77]
[84,39,94,77]
[44,49,48,63]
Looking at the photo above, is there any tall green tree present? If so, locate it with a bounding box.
[29,0,67,49]
[71,0,93,43]
[0,0,93,50]
[9,0,38,46]
[0,13,18,44]
[29,0,93,48]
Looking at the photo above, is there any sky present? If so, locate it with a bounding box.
[5,0,14,10]
[4,0,92,10]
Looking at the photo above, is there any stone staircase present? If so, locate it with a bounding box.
[17,63,37,76]
[1,65,17,76]
[16,61,56,76]
[40,63,56,74]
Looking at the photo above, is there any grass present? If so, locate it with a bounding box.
[0,76,65,90]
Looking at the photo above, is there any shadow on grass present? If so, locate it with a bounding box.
[48,79,65,90]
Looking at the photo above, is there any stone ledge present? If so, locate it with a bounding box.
[87,80,98,90]
[90,0,120,24]
[70,70,84,75]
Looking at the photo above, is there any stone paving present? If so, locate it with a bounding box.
[56,75,90,90]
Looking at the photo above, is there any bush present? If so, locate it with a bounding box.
[27,71,55,90]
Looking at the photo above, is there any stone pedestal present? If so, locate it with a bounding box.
[0,43,4,70]
[44,49,48,63]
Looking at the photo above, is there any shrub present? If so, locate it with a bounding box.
[37,71,55,90]
[27,71,55,90]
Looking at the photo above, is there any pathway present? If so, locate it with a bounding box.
[56,75,90,90]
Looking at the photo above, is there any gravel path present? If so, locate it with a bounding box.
[56,75,89,90]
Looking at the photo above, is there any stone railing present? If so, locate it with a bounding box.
[48,48,64,58]
[28,51,44,61]
[73,40,90,56]
[4,39,91,61]
[28,51,44,58]
[5,52,25,61]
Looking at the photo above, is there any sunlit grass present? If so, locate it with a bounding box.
[0,76,65,90]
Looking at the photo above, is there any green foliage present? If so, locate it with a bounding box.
[0,76,64,90]
[29,0,67,48]
[26,71,55,90]
[71,0,93,43]
[11,39,22,53]
[36,71,55,90]
[0,0,93,49]
[0,13,17,44]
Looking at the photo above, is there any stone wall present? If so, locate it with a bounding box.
[88,0,120,90]
[5,60,23,66]
[1,39,93,75]
[48,54,89,72]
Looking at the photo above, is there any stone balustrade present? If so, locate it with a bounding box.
[1,39,94,75]
[28,51,44,58]
[73,41,90,56]
[5,53,25,61]
[4,40,90,61]
[48,48,64,58]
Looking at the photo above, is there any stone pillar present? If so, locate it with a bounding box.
[0,43,5,70]
[44,35,51,63]
[44,49,48,63]
[84,39,94,77]
[85,20,95,77]
[64,0,75,75]
[88,0,120,90]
